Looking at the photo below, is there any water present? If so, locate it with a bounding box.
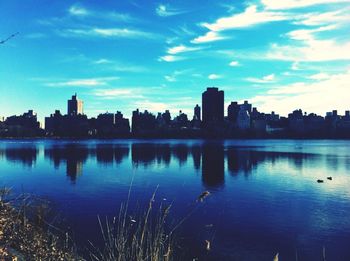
[1,139,350,260]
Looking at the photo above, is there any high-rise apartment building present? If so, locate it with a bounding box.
[68,94,83,116]
[194,104,201,121]
[202,87,224,127]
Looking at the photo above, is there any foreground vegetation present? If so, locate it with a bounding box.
[0,188,178,261]
[2,187,328,261]
[0,188,80,260]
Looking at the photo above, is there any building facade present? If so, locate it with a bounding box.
[202,87,224,128]
[68,94,83,116]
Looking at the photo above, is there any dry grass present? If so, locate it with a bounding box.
[88,187,175,261]
[0,188,81,261]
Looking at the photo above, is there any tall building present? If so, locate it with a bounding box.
[67,94,83,116]
[227,102,240,122]
[194,104,201,121]
[237,107,251,130]
[202,87,224,127]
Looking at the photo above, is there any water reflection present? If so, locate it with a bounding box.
[1,141,350,260]
[44,145,89,183]
[202,144,224,188]
[0,142,344,187]
[2,147,38,167]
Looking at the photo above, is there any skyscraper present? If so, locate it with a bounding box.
[194,104,201,121]
[67,94,83,116]
[202,87,224,127]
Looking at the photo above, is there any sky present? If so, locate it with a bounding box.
[1,0,350,122]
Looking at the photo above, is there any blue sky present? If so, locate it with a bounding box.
[1,0,350,122]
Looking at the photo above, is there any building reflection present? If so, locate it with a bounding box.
[202,143,225,188]
[2,146,38,167]
[45,144,130,183]
[2,142,343,186]
[95,145,129,165]
[191,145,201,170]
[45,144,89,183]
[172,145,189,166]
[131,143,172,167]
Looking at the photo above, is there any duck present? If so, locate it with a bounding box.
[327,177,332,180]
[317,179,324,183]
[197,191,210,202]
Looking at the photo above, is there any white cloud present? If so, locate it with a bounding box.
[191,31,225,44]
[68,4,134,22]
[46,77,119,87]
[286,25,336,41]
[69,5,89,16]
[94,59,112,64]
[229,60,240,66]
[191,5,290,44]
[156,4,186,17]
[165,75,176,82]
[246,74,275,83]
[134,100,168,112]
[297,9,350,26]
[291,62,300,70]
[266,25,350,61]
[167,44,202,54]
[261,0,350,10]
[268,42,341,61]
[94,88,144,99]
[208,74,222,80]
[158,55,185,62]
[164,70,189,82]
[201,5,289,31]
[59,27,158,39]
[249,70,350,116]
[92,58,147,72]
[308,72,330,80]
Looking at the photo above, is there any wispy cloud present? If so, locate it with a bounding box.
[156,4,186,17]
[266,25,350,61]
[164,70,191,82]
[158,55,185,62]
[286,24,337,41]
[159,44,203,63]
[296,9,350,26]
[261,0,350,10]
[250,70,350,116]
[208,74,222,80]
[134,100,168,112]
[229,60,240,66]
[68,4,89,16]
[191,31,225,43]
[291,62,300,70]
[191,5,289,44]
[92,58,147,72]
[94,88,144,99]
[201,5,289,31]
[94,59,113,64]
[167,44,202,54]
[58,27,159,39]
[246,73,275,83]
[46,77,119,87]
[308,72,330,80]
[68,3,134,22]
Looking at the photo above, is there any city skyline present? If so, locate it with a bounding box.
[2,89,350,124]
[1,0,350,123]
[2,88,350,140]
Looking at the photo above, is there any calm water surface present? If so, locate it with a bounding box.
[1,139,350,260]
